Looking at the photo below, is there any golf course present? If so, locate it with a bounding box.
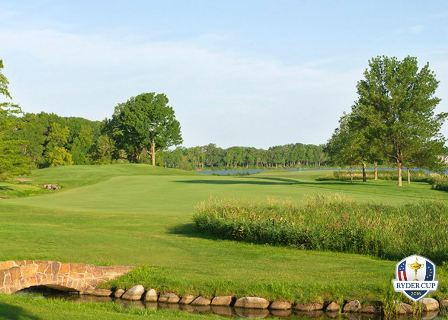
[1,164,447,319]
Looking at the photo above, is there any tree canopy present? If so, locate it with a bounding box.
[327,56,447,186]
[106,93,182,165]
[0,60,31,179]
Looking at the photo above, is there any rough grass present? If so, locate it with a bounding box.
[194,196,448,264]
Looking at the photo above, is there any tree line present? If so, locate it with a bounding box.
[159,143,326,169]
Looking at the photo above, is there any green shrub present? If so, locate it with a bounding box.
[433,176,448,191]
[194,195,448,264]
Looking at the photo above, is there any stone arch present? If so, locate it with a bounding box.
[0,260,132,294]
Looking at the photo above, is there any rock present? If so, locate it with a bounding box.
[191,296,211,306]
[113,289,125,298]
[440,299,448,308]
[361,304,379,314]
[269,300,292,310]
[87,288,112,297]
[179,294,196,305]
[396,302,413,314]
[158,292,180,304]
[43,184,60,190]
[326,301,340,312]
[343,300,362,313]
[121,285,144,301]
[234,297,270,309]
[211,296,234,306]
[421,298,439,312]
[144,289,158,302]
[294,302,324,311]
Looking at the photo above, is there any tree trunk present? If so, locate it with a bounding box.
[151,140,156,166]
[362,163,367,182]
[374,161,378,181]
[407,168,411,184]
[349,167,353,183]
[397,161,403,187]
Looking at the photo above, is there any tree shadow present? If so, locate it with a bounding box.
[0,302,41,320]
[175,176,379,187]
[168,223,220,240]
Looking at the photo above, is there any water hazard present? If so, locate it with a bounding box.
[16,287,448,319]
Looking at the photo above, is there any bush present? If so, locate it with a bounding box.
[194,195,448,264]
[433,176,448,191]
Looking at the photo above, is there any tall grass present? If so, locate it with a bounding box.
[194,195,448,264]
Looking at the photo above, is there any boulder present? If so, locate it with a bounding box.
[361,304,380,314]
[270,300,291,310]
[191,296,211,306]
[211,296,234,306]
[325,301,340,312]
[396,302,413,314]
[121,285,144,301]
[43,184,60,190]
[158,292,180,304]
[179,294,196,305]
[421,298,439,312]
[144,289,158,302]
[440,299,448,308]
[294,302,324,311]
[113,289,125,298]
[234,297,270,309]
[343,300,362,313]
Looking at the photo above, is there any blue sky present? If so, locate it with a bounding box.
[1,0,447,148]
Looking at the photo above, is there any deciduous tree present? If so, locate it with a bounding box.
[107,93,182,166]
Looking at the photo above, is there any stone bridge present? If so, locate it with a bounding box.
[0,260,132,294]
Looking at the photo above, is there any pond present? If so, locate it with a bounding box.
[16,287,447,319]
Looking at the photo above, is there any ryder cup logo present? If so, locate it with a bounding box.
[393,255,438,301]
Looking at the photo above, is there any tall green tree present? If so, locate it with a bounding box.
[0,59,30,179]
[325,114,366,181]
[352,56,446,186]
[107,93,182,166]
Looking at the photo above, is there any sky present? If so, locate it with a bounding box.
[1,0,447,148]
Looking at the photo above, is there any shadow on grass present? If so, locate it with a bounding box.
[0,186,14,191]
[0,302,41,320]
[168,223,221,241]
[175,176,379,187]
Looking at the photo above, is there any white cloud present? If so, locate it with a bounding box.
[8,26,446,147]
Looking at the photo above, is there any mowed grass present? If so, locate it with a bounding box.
[0,165,447,314]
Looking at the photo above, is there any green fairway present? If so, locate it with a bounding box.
[0,164,447,318]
